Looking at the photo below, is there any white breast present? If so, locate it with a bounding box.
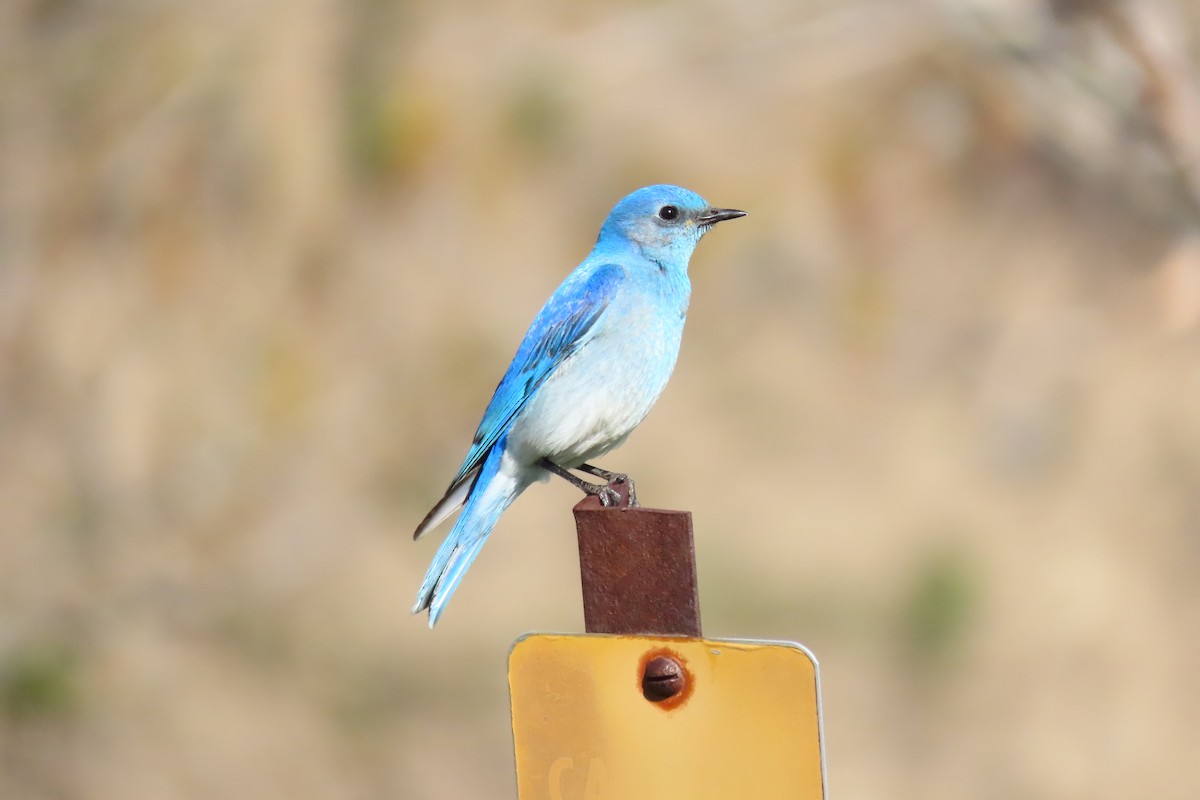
[506,305,685,469]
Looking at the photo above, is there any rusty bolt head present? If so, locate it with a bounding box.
[642,655,685,702]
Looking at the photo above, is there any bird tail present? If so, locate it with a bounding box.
[412,440,525,627]
[413,467,477,541]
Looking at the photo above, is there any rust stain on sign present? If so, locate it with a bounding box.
[638,647,693,710]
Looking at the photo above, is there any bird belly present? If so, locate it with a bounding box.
[506,320,682,468]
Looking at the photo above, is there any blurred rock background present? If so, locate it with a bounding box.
[2,0,1200,797]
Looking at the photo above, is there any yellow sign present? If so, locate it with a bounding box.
[509,634,825,800]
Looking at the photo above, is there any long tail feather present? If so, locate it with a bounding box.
[412,443,525,626]
[413,466,478,541]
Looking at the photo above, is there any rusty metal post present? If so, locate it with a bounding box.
[572,483,702,637]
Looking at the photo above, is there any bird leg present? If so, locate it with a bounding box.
[577,463,638,507]
[538,458,622,507]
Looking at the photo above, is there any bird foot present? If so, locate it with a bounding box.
[576,463,639,507]
[538,458,640,508]
[598,485,622,507]
[606,475,638,507]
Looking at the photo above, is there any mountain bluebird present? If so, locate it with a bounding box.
[412,184,745,626]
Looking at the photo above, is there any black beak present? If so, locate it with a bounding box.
[697,208,747,225]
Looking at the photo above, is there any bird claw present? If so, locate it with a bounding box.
[598,477,638,508]
[608,476,638,507]
[598,486,622,507]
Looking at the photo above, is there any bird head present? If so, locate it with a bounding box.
[598,185,746,266]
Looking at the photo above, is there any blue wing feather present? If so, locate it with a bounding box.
[447,262,624,489]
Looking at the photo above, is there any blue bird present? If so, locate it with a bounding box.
[412,185,745,626]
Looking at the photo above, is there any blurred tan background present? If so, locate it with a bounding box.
[3,0,1200,797]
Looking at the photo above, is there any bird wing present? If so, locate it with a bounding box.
[413,262,623,540]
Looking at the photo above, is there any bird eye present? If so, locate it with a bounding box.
[658,205,679,221]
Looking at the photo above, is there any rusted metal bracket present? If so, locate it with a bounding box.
[573,482,702,638]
